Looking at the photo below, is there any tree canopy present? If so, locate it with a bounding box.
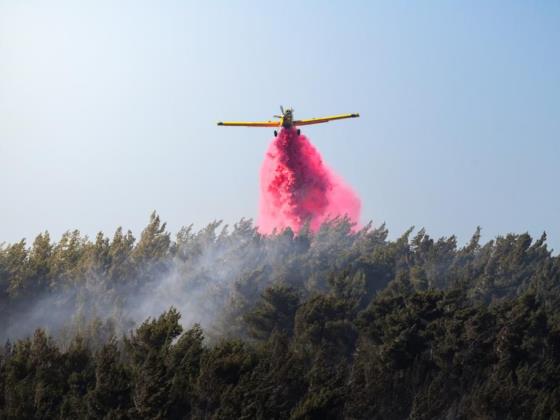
[1,215,559,419]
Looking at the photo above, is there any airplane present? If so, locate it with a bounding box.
[217,106,359,136]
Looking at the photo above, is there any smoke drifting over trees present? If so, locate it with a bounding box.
[1,214,560,418]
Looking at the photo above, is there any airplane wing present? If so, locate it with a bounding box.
[217,120,281,127]
[293,113,359,126]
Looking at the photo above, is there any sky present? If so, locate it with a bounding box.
[1,1,559,251]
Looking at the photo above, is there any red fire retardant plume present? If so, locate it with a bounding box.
[258,127,361,234]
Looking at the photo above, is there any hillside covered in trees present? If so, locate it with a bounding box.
[1,213,560,419]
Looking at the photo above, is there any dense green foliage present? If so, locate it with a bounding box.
[1,213,560,419]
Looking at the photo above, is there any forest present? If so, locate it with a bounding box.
[1,213,559,419]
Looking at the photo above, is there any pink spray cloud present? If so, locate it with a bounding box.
[258,127,361,234]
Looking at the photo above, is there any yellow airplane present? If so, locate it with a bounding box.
[217,106,359,136]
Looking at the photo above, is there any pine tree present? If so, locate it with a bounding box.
[125,308,182,419]
[87,339,132,419]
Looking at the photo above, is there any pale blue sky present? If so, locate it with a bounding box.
[1,1,559,250]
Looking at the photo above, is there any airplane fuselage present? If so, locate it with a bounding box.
[281,111,294,128]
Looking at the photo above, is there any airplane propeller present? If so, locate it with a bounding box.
[273,106,293,119]
[274,106,285,118]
